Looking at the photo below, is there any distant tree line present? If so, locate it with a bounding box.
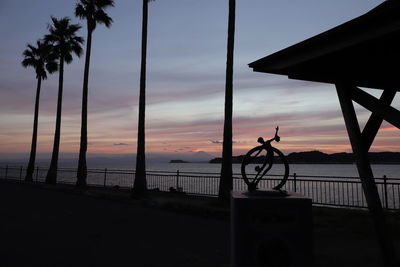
[209,151,400,164]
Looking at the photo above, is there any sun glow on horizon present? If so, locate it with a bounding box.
[1,0,398,161]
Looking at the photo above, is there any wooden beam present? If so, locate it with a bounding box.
[362,89,397,151]
[336,83,397,267]
[351,87,400,129]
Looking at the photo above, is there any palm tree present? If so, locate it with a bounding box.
[44,17,84,184]
[219,0,236,200]
[75,0,114,189]
[133,0,154,196]
[22,40,58,182]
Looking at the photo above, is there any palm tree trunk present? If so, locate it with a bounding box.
[46,57,64,184]
[25,77,42,182]
[133,0,149,195]
[219,0,236,201]
[76,27,93,189]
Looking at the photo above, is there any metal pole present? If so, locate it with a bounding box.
[104,168,107,187]
[383,175,388,209]
[176,170,180,190]
[35,166,39,183]
[19,166,23,181]
[294,172,297,192]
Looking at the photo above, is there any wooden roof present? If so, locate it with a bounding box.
[249,0,400,90]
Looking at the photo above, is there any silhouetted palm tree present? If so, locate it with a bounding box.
[75,0,114,189]
[44,17,83,184]
[219,0,236,200]
[133,0,154,196]
[22,40,58,182]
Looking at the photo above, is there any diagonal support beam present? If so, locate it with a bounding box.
[351,87,400,129]
[361,89,397,151]
[336,83,397,267]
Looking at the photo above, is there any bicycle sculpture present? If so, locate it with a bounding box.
[241,127,289,192]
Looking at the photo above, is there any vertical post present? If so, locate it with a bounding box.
[5,165,8,179]
[293,172,297,192]
[383,175,388,209]
[176,170,180,190]
[35,166,39,183]
[20,166,23,181]
[104,168,107,188]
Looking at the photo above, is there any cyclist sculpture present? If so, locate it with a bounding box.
[241,127,289,192]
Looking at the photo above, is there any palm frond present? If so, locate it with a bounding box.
[45,16,83,65]
[67,23,82,35]
[22,49,34,58]
[46,61,58,74]
[27,44,37,52]
[75,0,114,31]
[21,57,36,68]
[71,41,84,58]
[44,33,56,43]
[64,52,73,64]
[75,3,87,19]
[22,39,58,79]
[38,69,48,80]
[94,9,113,28]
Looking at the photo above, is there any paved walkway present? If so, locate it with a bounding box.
[0,182,229,267]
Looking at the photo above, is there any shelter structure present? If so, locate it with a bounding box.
[249,1,400,266]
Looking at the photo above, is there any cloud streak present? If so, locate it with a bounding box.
[1,0,398,159]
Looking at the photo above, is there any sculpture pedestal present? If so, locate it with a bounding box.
[231,190,313,267]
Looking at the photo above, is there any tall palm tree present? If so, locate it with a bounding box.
[22,40,58,182]
[44,17,84,184]
[133,0,154,196]
[219,0,236,200]
[75,0,114,188]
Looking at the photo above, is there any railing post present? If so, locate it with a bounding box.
[19,166,23,181]
[35,166,39,183]
[176,170,180,190]
[294,172,297,192]
[5,165,8,179]
[104,168,107,187]
[383,175,388,209]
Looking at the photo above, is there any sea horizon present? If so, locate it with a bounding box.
[1,161,399,179]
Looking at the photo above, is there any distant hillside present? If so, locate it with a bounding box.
[209,151,400,164]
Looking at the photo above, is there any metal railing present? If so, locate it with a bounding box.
[1,165,399,210]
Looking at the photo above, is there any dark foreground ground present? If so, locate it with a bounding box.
[0,180,399,267]
[0,181,229,267]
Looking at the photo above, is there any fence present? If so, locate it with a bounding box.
[1,165,399,210]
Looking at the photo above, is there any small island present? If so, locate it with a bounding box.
[169,159,189,163]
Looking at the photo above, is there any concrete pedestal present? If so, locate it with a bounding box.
[231,190,313,267]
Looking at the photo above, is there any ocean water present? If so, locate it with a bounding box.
[90,162,399,178]
[3,161,399,178]
[47,162,400,178]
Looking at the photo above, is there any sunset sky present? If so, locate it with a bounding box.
[0,0,398,161]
